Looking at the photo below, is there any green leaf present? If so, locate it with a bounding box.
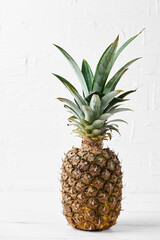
[103,58,140,94]
[106,119,128,124]
[68,123,84,130]
[64,105,80,118]
[84,125,94,133]
[90,94,101,119]
[68,118,84,129]
[92,36,119,93]
[105,89,136,111]
[81,59,94,92]
[108,107,132,114]
[79,119,89,126]
[86,133,95,138]
[102,30,144,94]
[82,105,94,124]
[110,104,122,109]
[57,98,84,118]
[118,89,137,99]
[92,129,101,136]
[106,132,112,140]
[85,91,98,102]
[53,74,85,107]
[105,98,128,111]
[100,90,122,113]
[54,44,88,96]
[114,29,144,63]
[68,115,77,120]
[74,98,81,109]
[92,119,104,128]
[110,69,129,92]
[106,125,120,135]
[105,104,124,113]
[74,129,86,136]
[99,113,112,121]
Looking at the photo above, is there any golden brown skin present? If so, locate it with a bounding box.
[61,141,122,231]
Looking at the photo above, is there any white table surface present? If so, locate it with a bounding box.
[0,211,160,240]
[0,193,160,240]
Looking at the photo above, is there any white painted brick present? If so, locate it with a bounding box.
[0,51,27,76]
[144,17,160,45]
[156,0,160,14]
[153,84,160,110]
[157,56,160,74]
[141,55,158,75]
[125,84,149,111]
[0,150,5,176]
[122,0,150,16]
[131,120,160,144]
[150,152,160,176]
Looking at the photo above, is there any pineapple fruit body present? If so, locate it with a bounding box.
[61,140,122,231]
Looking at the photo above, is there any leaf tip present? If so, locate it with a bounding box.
[115,34,119,42]
[133,57,143,62]
[124,68,129,72]
[53,43,59,48]
[139,28,145,35]
[117,90,123,94]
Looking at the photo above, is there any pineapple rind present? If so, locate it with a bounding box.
[61,145,122,231]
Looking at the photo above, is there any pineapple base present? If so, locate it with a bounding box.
[61,141,122,231]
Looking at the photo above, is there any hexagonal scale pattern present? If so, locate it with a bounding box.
[61,147,122,231]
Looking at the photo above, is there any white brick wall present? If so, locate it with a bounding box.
[0,0,160,225]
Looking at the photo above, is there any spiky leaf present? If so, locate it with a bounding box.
[54,44,88,96]
[92,36,119,93]
[68,118,84,129]
[114,29,144,62]
[118,89,137,99]
[64,105,80,118]
[81,59,94,92]
[53,74,85,107]
[106,119,127,124]
[103,58,140,94]
[82,105,94,124]
[58,98,84,118]
[99,113,112,121]
[105,98,128,111]
[92,129,101,136]
[108,107,132,114]
[106,125,121,135]
[90,94,101,119]
[100,90,122,113]
[92,119,104,128]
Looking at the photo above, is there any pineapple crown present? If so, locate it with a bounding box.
[53,30,144,142]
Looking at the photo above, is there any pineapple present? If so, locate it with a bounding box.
[53,30,143,231]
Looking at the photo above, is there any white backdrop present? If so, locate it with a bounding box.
[0,0,160,239]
